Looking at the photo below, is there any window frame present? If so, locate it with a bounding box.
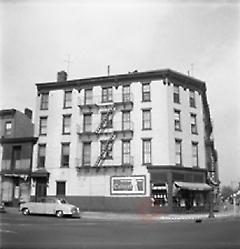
[102,87,113,103]
[12,145,21,169]
[142,138,152,165]
[122,140,131,165]
[84,89,93,105]
[173,85,180,104]
[142,109,152,130]
[63,91,72,109]
[62,115,71,135]
[40,93,49,110]
[82,142,91,166]
[192,142,199,167]
[190,113,198,134]
[101,112,113,129]
[100,140,113,159]
[142,83,151,102]
[39,116,47,136]
[61,143,70,168]
[175,139,182,166]
[122,111,131,130]
[174,109,181,131]
[83,113,92,132]
[189,90,196,108]
[5,121,12,136]
[122,85,131,102]
[38,144,46,168]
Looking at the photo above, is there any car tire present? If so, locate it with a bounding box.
[22,208,30,216]
[56,210,63,218]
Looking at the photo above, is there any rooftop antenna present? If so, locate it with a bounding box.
[64,54,72,75]
[190,63,194,76]
[107,65,110,76]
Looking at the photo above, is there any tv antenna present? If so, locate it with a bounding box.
[64,54,72,75]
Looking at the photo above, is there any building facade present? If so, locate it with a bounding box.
[0,109,37,206]
[32,69,218,213]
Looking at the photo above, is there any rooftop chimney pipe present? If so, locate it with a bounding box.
[57,71,68,82]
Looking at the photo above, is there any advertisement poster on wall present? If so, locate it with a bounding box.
[110,175,146,195]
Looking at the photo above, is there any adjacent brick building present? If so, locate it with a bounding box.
[0,109,37,206]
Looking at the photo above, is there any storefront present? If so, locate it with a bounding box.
[148,166,211,213]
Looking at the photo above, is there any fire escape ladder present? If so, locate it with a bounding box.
[95,105,115,134]
[94,132,116,167]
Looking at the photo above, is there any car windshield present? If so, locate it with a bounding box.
[59,199,68,204]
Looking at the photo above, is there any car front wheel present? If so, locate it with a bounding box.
[22,208,30,216]
[56,210,63,218]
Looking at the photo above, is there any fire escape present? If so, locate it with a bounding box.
[94,105,116,167]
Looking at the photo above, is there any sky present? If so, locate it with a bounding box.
[0,0,239,187]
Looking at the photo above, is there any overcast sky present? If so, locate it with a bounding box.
[0,0,239,187]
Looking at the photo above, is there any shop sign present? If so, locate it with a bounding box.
[111,176,146,195]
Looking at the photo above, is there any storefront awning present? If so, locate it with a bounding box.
[31,169,49,178]
[174,181,212,191]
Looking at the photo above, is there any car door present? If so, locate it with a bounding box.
[44,198,57,215]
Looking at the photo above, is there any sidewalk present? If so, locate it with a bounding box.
[3,207,240,222]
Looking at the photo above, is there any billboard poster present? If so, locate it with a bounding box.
[111,175,146,195]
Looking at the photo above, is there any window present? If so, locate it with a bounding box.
[101,112,113,129]
[122,85,130,102]
[122,140,131,165]
[56,181,66,196]
[122,111,131,130]
[175,139,182,166]
[189,90,196,108]
[174,110,181,131]
[83,114,92,132]
[12,146,21,169]
[40,93,49,110]
[39,117,47,135]
[101,140,113,159]
[142,139,151,165]
[82,142,91,166]
[84,89,93,105]
[142,83,151,102]
[173,85,180,103]
[61,143,70,167]
[192,142,199,167]
[63,91,72,108]
[191,114,198,134]
[62,115,71,134]
[102,87,113,103]
[142,109,151,130]
[5,121,12,136]
[38,144,46,168]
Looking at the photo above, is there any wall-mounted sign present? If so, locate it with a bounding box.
[111,175,146,195]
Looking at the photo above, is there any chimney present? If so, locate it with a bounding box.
[24,108,32,120]
[57,71,68,82]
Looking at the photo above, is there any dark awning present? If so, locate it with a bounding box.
[31,169,49,178]
[174,181,212,191]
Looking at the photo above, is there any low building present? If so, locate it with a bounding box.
[0,109,37,206]
[32,69,218,213]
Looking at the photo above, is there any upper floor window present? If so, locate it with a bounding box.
[189,90,196,108]
[63,91,72,108]
[101,112,113,129]
[102,87,113,103]
[38,144,46,168]
[40,93,49,110]
[62,115,71,134]
[5,121,12,136]
[122,111,131,130]
[122,85,130,102]
[122,140,131,165]
[175,139,182,166]
[82,142,91,166]
[83,114,92,132]
[174,110,181,131]
[84,89,93,105]
[101,140,113,159]
[190,114,198,134]
[12,146,21,169]
[173,85,180,104]
[39,117,47,135]
[192,142,199,167]
[142,109,151,130]
[61,143,70,167]
[142,83,151,102]
[142,139,151,165]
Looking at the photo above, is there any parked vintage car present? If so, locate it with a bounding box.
[19,197,80,218]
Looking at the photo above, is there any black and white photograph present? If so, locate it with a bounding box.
[0,0,240,248]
